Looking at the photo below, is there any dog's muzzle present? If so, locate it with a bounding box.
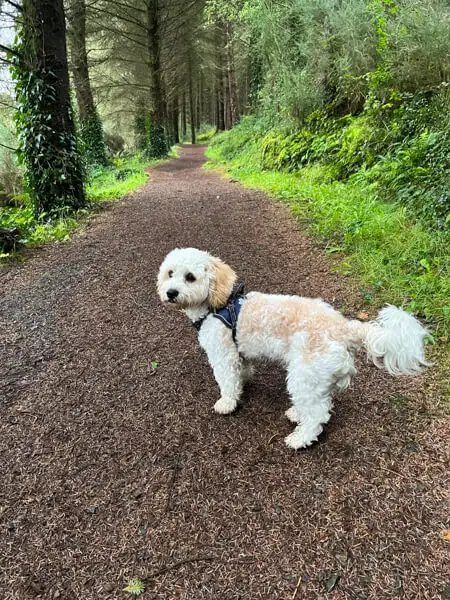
[166,288,179,303]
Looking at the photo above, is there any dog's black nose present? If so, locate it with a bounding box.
[166,288,179,301]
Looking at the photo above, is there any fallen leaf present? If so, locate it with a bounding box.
[357,312,369,320]
[440,529,450,542]
[325,573,340,592]
[439,336,448,342]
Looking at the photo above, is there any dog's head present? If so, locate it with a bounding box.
[157,248,237,310]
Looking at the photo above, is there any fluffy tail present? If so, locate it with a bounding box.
[363,305,429,376]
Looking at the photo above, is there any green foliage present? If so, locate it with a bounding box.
[244,91,450,230]
[123,579,145,596]
[86,154,150,202]
[0,102,16,153]
[196,125,216,142]
[358,130,450,228]
[11,63,85,215]
[240,0,450,125]
[146,123,168,159]
[133,102,168,159]
[1,154,156,254]
[206,121,450,335]
[208,115,265,167]
[0,204,81,251]
[80,113,107,166]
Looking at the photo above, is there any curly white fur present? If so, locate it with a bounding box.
[157,248,429,449]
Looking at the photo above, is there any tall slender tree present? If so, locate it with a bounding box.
[145,0,167,157]
[67,0,107,165]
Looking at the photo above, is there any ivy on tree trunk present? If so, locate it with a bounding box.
[12,0,86,215]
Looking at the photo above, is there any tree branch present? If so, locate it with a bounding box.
[0,43,19,57]
[4,0,22,11]
[90,4,148,32]
[0,141,18,152]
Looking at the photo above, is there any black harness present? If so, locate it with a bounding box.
[193,282,246,343]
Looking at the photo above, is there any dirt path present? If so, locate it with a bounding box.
[0,146,447,600]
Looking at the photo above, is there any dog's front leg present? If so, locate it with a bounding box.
[199,319,243,414]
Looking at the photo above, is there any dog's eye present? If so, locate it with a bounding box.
[168,270,173,278]
[185,272,196,283]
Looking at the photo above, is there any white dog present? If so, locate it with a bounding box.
[157,248,428,449]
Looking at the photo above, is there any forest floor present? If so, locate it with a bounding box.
[0,145,448,600]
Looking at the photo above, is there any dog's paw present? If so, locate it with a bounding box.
[284,424,322,450]
[284,406,299,423]
[214,397,237,415]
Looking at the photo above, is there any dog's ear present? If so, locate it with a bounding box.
[208,257,237,309]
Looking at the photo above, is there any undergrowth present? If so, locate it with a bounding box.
[0,152,165,256]
[86,153,151,202]
[206,116,450,337]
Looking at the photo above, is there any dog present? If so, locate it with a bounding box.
[157,248,428,449]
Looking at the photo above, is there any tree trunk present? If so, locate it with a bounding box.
[188,65,196,145]
[17,0,85,214]
[195,77,201,130]
[165,100,173,146]
[210,89,216,126]
[146,0,167,157]
[226,22,239,126]
[172,95,179,144]
[68,0,107,164]
[134,99,148,151]
[216,84,225,131]
[224,70,232,129]
[181,92,187,138]
[215,26,225,131]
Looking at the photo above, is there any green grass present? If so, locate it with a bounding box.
[206,136,450,336]
[86,154,152,202]
[1,152,169,256]
[0,204,80,249]
[196,126,216,143]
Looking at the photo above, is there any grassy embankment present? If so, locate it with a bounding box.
[205,117,449,344]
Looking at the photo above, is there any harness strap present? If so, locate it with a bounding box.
[192,282,246,344]
[213,282,246,342]
[193,316,207,331]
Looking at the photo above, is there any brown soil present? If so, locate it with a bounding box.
[0,145,448,600]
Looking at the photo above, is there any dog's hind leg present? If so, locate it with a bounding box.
[284,376,332,449]
[283,340,345,449]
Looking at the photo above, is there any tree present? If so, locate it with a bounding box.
[11,0,86,214]
[67,0,107,165]
[145,0,167,157]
